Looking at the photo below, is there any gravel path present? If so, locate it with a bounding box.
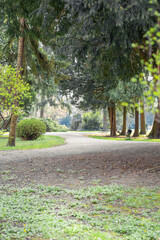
[0,132,160,188]
[0,132,160,162]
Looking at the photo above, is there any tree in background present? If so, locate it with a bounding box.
[108,79,144,136]
[133,106,139,137]
[0,0,67,144]
[0,65,30,145]
[0,0,159,139]
[132,3,160,138]
[57,0,157,136]
[102,108,108,132]
[82,111,102,131]
[140,100,147,134]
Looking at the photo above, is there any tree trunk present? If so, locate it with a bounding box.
[140,102,146,134]
[40,92,45,118]
[3,116,11,130]
[16,18,25,78]
[120,106,127,135]
[148,33,160,138]
[133,107,139,137]
[108,105,116,136]
[8,18,25,146]
[34,106,38,118]
[148,98,160,138]
[102,108,107,131]
[7,115,18,146]
[113,106,116,136]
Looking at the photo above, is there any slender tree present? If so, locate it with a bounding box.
[133,107,139,137]
[140,101,146,134]
[40,90,46,118]
[120,106,127,135]
[8,18,25,146]
[102,108,108,132]
[132,9,160,138]
[108,104,116,137]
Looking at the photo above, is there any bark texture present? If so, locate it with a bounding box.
[40,91,46,118]
[140,103,146,134]
[133,107,139,137]
[7,115,18,146]
[16,18,25,78]
[108,105,116,136]
[149,34,160,138]
[148,40,160,138]
[8,18,25,146]
[148,98,160,138]
[102,108,107,131]
[120,106,127,135]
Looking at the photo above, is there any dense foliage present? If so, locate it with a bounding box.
[40,118,68,132]
[82,112,102,130]
[0,0,160,139]
[17,119,46,140]
[0,65,30,114]
[132,14,160,110]
[58,0,157,109]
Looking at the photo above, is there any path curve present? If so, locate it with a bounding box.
[0,132,160,163]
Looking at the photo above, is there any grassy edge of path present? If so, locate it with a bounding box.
[88,135,160,142]
[0,135,65,151]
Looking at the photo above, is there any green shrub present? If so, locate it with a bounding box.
[17,119,46,140]
[82,111,102,130]
[40,118,57,132]
[40,118,68,132]
[58,124,68,132]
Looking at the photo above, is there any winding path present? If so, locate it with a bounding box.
[0,132,160,163]
[0,132,160,188]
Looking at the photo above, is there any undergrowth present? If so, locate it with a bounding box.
[0,184,159,239]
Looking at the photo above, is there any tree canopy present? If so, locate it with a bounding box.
[56,0,158,111]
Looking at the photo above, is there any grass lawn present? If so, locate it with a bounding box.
[89,135,160,142]
[69,131,102,133]
[0,184,159,239]
[0,135,65,150]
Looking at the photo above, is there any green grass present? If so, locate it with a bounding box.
[0,135,65,150]
[0,184,159,239]
[89,135,160,142]
[69,130,102,133]
[0,133,9,138]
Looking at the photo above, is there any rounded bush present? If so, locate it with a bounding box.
[17,119,46,140]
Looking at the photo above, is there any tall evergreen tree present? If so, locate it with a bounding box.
[57,0,156,112]
[0,0,66,145]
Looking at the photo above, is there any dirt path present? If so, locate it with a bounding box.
[0,132,160,188]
